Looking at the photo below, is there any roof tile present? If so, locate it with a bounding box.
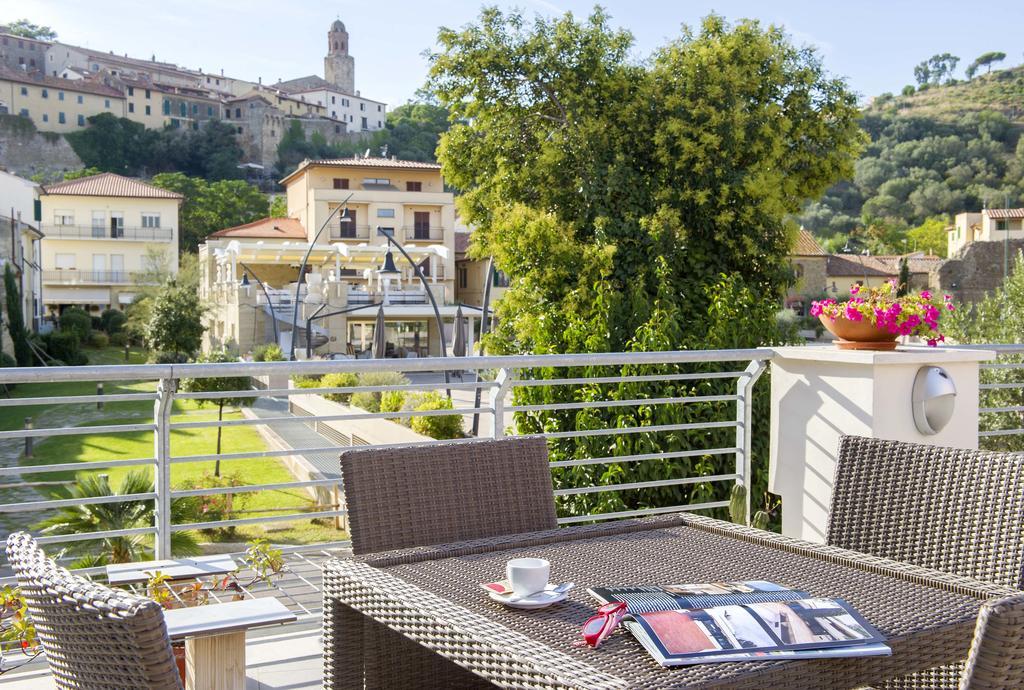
[792,229,826,256]
[42,172,183,199]
[209,217,307,239]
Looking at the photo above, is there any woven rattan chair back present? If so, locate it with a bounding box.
[959,592,1024,689]
[340,436,557,555]
[5,532,182,690]
[828,435,1024,588]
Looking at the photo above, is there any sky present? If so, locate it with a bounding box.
[7,0,1024,108]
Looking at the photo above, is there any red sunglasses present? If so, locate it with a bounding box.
[580,601,627,648]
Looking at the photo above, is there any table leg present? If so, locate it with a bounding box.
[185,631,247,690]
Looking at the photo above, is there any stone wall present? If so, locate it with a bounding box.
[935,239,1024,304]
[0,115,82,178]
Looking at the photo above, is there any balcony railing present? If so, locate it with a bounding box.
[329,224,371,241]
[42,270,147,285]
[42,224,174,242]
[403,226,443,242]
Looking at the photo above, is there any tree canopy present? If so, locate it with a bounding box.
[4,19,56,39]
[145,280,206,361]
[151,173,269,252]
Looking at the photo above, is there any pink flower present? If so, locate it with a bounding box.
[927,339,937,347]
[920,290,931,300]
[844,303,863,321]
[810,303,823,317]
[850,284,860,296]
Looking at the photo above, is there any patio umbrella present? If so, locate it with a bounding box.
[452,307,467,358]
[372,305,387,359]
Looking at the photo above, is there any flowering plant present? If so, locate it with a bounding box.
[811,281,954,347]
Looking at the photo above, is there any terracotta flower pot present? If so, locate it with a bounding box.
[819,314,899,351]
[173,643,187,685]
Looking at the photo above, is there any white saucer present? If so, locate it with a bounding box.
[489,584,569,609]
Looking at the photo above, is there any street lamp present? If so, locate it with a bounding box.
[376,226,450,394]
[287,192,354,360]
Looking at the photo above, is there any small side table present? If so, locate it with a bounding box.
[105,554,238,586]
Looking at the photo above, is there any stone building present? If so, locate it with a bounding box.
[225,92,347,169]
[937,238,1024,304]
[784,229,828,314]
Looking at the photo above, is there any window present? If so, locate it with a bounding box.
[361,117,368,130]
[76,95,83,104]
[58,112,66,124]
[270,129,275,136]
[234,108,241,118]
[77,114,85,126]
[207,106,213,116]
[55,253,75,270]
[41,113,48,122]
[53,212,74,226]
[179,103,187,116]
[19,109,28,117]
[377,105,382,112]
[332,178,349,190]
[236,126,242,134]
[362,178,390,185]
[109,212,124,238]
[378,227,395,237]
[331,95,336,104]
[413,211,431,239]
[19,86,27,96]
[145,105,151,115]
[127,86,134,96]
[996,219,1009,231]
[41,89,48,99]
[493,270,510,288]
[377,208,395,218]
[58,91,64,101]
[335,124,340,133]
[458,267,468,290]
[192,104,198,114]
[406,181,422,192]
[104,99,110,108]
[145,89,151,99]
[141,213,160,228]
[128,103,135,113]
[163,99,170,115]
[360,103,365,111]
[337,209,358,237]
[377,121,382,128]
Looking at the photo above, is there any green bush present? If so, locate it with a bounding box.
[408,392,463,440]
[348,371,409,412]
[321,372,358,403]
[43,331,88,366]
[153,351,189,364]
[59,307,92,343]
[380,390,405,413]
[174,471,252,537]
[109,332,128,347]
[291,375,322,388]
[89,330,110,348]
[100,308,126,334]
[252,343,284,362]
[0,352,16,368]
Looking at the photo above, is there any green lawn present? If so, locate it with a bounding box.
[4,346,344,546]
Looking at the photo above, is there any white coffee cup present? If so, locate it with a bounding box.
[506,558,550,597]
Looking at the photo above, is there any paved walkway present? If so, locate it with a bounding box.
[248,397,341,478]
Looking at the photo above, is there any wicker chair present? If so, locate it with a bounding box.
[828,436,1024,689]
[960,592,1024,689]
[5,532,182,690]
[328,437,557,688]
[339,436,558,555]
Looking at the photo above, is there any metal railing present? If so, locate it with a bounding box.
[403,226,443,242]
[0,349,771,564]
[42,270,148,285]
[973,344,1024,449]
[41,224,174,242]
[329,224,371,240]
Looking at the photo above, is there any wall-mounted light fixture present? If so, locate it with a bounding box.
[912,366,956,435]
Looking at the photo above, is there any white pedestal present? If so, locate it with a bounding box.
[769,346,994,543]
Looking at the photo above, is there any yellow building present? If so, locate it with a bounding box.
[454,231,508,309]
[948,208,1024,257]
[0,65,124,132]
[199,157,469,357]
[39,173,181,314]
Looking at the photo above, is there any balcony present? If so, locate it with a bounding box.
[403,225,444,242]
[42,270,149,285]
[328,224,371,241]
[41,224,174,242]
[0,346,1020,687]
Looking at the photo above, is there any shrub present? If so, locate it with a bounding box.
[348,371,409,412]
[43,331,87,366]
[89,330,110,348]
[408,392,463,440]
[100,308,126,334]
[321,372,358,403]
[174,471,252,537]
[380,390,405,413]
[292,375,322,388]
[0,352,16,368]
[59,307,91,343]
[152,351,189,364]
[109,332,128,347]
[252,343,284,362]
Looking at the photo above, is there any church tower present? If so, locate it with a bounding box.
[325,19,355,94]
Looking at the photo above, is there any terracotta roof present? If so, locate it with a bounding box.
[280,157,441,185]
[791,229,826,256]
[275,75,331,94]
[0,65,123,99]
[454,232,471,255]
[208,217,307,239]
[871,254,944,274]
[826,254,895,278]
[986,208,1024,219]
[42,172,183,199]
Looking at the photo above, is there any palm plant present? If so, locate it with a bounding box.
[34,471,200,568]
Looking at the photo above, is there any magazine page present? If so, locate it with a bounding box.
[626,598,885,665]
[588,581,808,614]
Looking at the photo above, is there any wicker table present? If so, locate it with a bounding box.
[323,513,1019,689]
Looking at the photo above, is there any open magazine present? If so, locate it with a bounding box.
[588,581,891,667]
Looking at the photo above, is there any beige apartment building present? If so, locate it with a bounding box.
[200,156,473,358]
[948,208,1024,257]
[0,169,44,336]
[39,173,181,314]
[0,65,125,132]
[454,231,508,309]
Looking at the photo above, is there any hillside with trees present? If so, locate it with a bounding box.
[798,61,1024,256]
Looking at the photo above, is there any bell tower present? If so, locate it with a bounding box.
[325,19,355,94]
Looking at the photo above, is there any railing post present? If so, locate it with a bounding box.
[96,382,104,410]
[489,368,515,439]
[23,416,33,458]
[735,360,767,525]
[154,377,176,559]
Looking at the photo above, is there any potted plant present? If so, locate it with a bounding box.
[811,282,954,350]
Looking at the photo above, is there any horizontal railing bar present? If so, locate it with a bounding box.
[33,526,157,545]
[549,447,741,468]
[512,371,749,387]
[171,407,492,430]
[979,428,1024,437]
[981,363,1024,370]
[980,383,1024,390]
[171,478,340,498]
[0,492,157,513]
[0,422,155,440]
[171,509,344,532]
[544,421,737,439]
[179,381,496,400]
[0,349,775,384]
[0,457,156,477]
[171,446,342,464]
[556,501,729,524]
[554,474,740,496]
[0,392,157,407]
[509,394,739,413]
[980,406,1024,414]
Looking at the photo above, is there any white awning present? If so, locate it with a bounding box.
[44,287,111,305]
[118,293,138,305]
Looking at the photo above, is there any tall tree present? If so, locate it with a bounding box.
[151,173,269,252]
[3,264,33,366]
[181,349,251,476]
[970,51,1007,75]
[4,19,56,40]
[145,280,205,361]
[429,9,863,518]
